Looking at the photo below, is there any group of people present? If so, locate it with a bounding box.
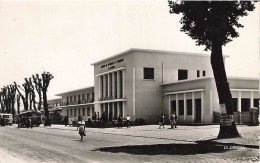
[159,112,177,129]
[117,114,131,129]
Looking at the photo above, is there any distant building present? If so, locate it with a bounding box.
[56,87,94,121]
[56,48,260,124]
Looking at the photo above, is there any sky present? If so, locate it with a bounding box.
[0,1,259,100]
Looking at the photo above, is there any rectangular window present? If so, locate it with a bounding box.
[187,99,192,115]
[70,109,73,116]
[197,70,200,77]
[241,98,250,112]
[171,101,176,113]
[254,99,259,108]
[78,95,81,101]
[78,109,81,116]
[82,94,85,100]
[143,68,154,79]
[67,97,69,103]
[179,100,184,115]
[83,108,86,116]
[203,71,206,77]
[178,69,188,80]
[70,96,72,102]
[74,96,76,101]
[232,98,238,112]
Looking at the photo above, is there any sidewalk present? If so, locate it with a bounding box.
[40,124,259,146]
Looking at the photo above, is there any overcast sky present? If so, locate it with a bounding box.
[0,1,259,100]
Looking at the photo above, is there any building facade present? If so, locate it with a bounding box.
[55,48,260,124]
[56,87,95,121]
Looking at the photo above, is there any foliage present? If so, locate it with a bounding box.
[168,1,255,50]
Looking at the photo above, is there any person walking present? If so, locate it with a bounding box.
[126,115,131,128]
[170,113,175,129]
[173,112,177,128]
[78,122,86,141]
[159,114,165,129]
[117,115,122,129]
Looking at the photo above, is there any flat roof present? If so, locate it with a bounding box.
[161,76,259,86]
[91,48,229,66]
[56,86,94,96]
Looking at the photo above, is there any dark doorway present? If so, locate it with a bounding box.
[195,99,201,123]
[171,101,176,114]
[241,98,250,112]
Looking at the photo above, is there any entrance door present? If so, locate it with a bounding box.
[195,99,201,123]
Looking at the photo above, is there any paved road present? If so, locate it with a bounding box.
[0,124,259,162]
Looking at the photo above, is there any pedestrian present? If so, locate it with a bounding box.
[27,118,32,129]
[64,116,68,126]
[117,115,122,129]
[173,112,177,128]
[78,122,86,141]
[170,113,175,129]
[159,114,165,129]
[126,114,131,128]
[87,115,91,125]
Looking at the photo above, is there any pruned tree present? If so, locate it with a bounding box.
[28,78,37,111]
[32,72,54,126]
[17,94,20,115]
[14,79,30,111]
[9,84,17,119]
[32,74,43,111]
[168,1,255,138]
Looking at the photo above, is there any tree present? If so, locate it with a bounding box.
[33,72,54,126]
[9,84,17,119]
[32,74,43,111]
[168,1,255,138]
[14,79,30,111]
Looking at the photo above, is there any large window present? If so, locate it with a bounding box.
[254,99,259,108]
[179,100,184,115]
[178,69,188,80]
[241,98,250,112]
[144,68,154,79]
[171,101,176,113]
[187,99,192,115]
[232,98,238,112]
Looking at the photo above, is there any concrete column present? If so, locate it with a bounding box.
[107,103,110,120]
[112,103,115,120]
[133,67,136,121]
[117,102,120,117]
[250,91,254,108]
[99,76,102,99]
[238,91,242,112]
[184,93,187,122]
[123,102,125,118]
[168,95,171,119]
[201,91,204,122]
[108,74,110,97]
[112,72,115,99]
[122,70,125,98]
[192,92,195,122]
[90,107,92,118]
[102,75,105,99]
[117,71,120,99]
[176,94,179,116]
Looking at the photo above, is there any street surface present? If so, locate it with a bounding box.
[0,124,259,163]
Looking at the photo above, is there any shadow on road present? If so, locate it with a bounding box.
[93,141,259,155]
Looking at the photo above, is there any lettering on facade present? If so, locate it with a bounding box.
[100,59,124,70]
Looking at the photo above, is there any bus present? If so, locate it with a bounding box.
[0,113,13,126]
[18,110,42,128]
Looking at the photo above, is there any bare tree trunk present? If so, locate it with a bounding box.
[43,90,50,126]
[211,36,240,138]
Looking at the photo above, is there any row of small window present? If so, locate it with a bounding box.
[69,107,94,117]
[67,92,94,102]
[143,68,206,80]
